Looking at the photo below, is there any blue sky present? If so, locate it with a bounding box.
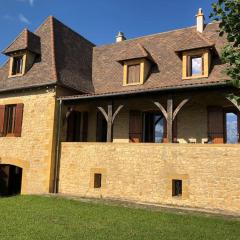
[0,0,215,66]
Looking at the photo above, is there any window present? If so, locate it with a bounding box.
[182,49,210,80]
[5,105,17,136]
[189,56,203,76]
[9,54,26,78]
[127,64,140,84]
[123,58,151,86]
[94,173,102,188]
[12,56,23,75]
[172,179,182,197]
[0,104,24,137]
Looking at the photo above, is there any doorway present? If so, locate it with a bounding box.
[0,165,22,196]
[144,112,165,143]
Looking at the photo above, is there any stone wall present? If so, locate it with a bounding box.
[0,88,56,194]
[59,143,240,214]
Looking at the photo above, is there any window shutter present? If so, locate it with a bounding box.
[208,106,224,143]
[14,103,24,137]
[0,105,5,137]
[129,110,142,143]
[81,112,88,142]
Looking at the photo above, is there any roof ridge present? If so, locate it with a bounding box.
[50,16,58,81]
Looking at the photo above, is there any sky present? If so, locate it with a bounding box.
[0,0,216,66]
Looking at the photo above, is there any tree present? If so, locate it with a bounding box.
[210,0,240,102]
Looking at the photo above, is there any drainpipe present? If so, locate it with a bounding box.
[53,99,63,193]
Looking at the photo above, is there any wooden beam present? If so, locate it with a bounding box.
[153,101,168,120]
[167,98,173,143]
[112,105,124,123]
[97,107,108,121]
[226,96,240,112]
[97,104,124,142]
[173,98,189,120]
[107,105,113,142]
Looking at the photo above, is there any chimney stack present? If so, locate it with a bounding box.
[196,8,205,33]
[116,31,126,43]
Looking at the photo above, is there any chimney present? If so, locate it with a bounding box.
[116,31,126,43]
[196,8,205,33]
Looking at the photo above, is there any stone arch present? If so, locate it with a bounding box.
[0,158,29,194]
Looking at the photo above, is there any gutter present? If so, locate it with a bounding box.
[58,81,229,101]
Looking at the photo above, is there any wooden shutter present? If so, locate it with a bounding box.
[14,103,24,137]
[0,105,5,137]
[81,112,88,142]
[208,106,224,143]
[127,64,140,84]
[129,110,142,143]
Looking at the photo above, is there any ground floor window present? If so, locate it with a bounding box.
[94,173,102,188]
[172,179,182,197]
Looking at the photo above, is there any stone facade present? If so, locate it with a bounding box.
[0,88,57,194]
[59,143,240,214]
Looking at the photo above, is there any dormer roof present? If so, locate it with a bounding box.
[3,29,41,55]
[175,32,214,53]
[117,43,152,62]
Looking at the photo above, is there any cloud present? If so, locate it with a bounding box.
[19,13,31,24]
[17,0,35,6]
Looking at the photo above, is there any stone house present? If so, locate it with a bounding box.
[0,9,239,214]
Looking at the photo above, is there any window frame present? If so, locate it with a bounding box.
[123,58,150,86]
[8,53,27,78]
[182,49,210,80]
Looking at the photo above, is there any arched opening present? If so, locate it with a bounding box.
[0,164,22,197]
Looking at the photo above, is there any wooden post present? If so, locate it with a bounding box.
[107,104,113,142]
[97,104,124,142]
[153,98,189,143]
[167,98,173,143]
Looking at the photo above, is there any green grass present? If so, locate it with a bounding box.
[0,196,239,240]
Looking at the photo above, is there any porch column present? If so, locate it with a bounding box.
[97,103,124,142]
[167,98,173,143]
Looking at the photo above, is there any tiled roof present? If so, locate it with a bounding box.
[0,16,95,93]
[59,80,229,101]
[117,43,150,62]
[92,23,228,94]
[3,29,40,55]
[0,17,228,95]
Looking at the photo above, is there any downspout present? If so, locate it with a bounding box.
[53,99,63,193]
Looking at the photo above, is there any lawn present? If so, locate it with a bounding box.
[0,196,239,240]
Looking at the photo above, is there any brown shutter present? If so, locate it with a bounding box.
[81,112,88,142]
[127,64,140,84]
[208,106,224,143]
[14,103,24,137]
[129,110,142,143]
[0,105,5,137]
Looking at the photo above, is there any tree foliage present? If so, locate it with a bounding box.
[210,0,240,93]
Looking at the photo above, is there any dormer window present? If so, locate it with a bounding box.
[9,53,26,78]
[127,63,141,84]
[190,56,203,76]
[123,59,151,86]
[182,49,210,80]
[12,56,24,75]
